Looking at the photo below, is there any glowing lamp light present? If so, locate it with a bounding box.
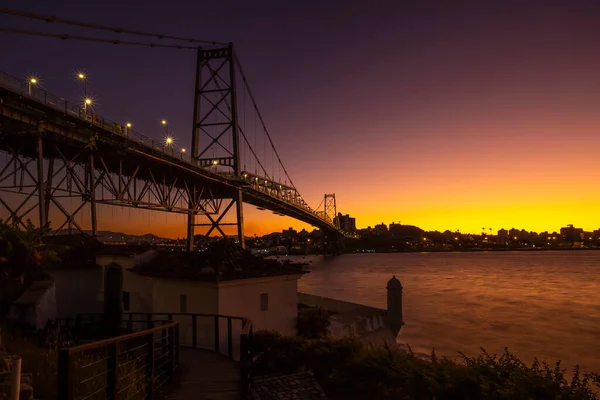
[243,173,248,178]
[161,120,167,125]
[29,78,38,84]
[212,160,219,165]
[126,122,132,128]
[165,137,173,145]
[84,98,92,105]
[78,73,85,79]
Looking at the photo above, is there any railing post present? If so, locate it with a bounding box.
[240,331,248,400]
[227,317,233,359]
[57,349,71,400]
[106,342,119,400]
[147,313,152,330]
[168,326,175,384]
[128,313,133,331]
[192,315,197,348]
[146,332,155,399]
[174,323,180,367]
[9,356,21,400]
[214,315,220,353]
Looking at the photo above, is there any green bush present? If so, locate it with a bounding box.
[253,331,600,400]
[297,306,331,338]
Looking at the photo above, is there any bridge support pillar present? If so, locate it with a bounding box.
[187,212,195,251]
[235,189,245,249]
[36,124,47,229]
[89,152,97,237]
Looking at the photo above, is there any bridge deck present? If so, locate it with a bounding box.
[161,348,240,400]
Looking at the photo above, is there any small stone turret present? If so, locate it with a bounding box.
[386,275,404,336]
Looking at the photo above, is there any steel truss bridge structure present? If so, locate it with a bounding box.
[0,44,347,249]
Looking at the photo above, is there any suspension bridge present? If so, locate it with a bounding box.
[0,9,348,250]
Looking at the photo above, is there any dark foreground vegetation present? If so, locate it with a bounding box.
[254,330,600,400]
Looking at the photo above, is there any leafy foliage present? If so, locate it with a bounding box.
[253,331,600,400]
[297,306,331,338]
[0,220,58,315]
[0,219,55,278]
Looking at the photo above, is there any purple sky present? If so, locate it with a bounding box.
[2,1,600,237]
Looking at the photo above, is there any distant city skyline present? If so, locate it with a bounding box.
[2,1,600,238]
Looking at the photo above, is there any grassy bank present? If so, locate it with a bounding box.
[253,331,600,400]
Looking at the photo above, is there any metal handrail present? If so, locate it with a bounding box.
[57,320,179,400]
[0,70,342,231]
[70,312,255,398]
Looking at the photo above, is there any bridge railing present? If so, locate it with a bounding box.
[0,70,341,231]
[57,320,179,400]
[72,312,255,399]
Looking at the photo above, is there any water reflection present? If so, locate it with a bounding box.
[296,251,600,374]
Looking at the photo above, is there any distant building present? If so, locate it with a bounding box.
[497,229,509,245]
[508,228,520,240]
[334,213,357,233]
[374,222,388,234]
[281,227,297,239]
[560,224,584,245]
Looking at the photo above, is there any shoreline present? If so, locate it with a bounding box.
[347,247,600,254]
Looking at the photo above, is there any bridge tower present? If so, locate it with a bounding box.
[323,194,338,228]
[188,44,244,250]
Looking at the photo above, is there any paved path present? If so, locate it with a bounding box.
[161,348,240,400]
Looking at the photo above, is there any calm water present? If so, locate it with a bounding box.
[295,251,600,374]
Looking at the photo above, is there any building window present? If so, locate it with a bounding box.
[122,291,130,312]
[260,293,268,311]
[180,294,187,313]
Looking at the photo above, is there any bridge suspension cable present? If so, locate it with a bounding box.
[235,55,300,193]
[0,27,199,49]
[0,8,226,45]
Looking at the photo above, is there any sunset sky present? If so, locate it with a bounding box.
[2,1,600,238]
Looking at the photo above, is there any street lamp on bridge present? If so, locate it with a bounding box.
[84,97,93,114]
[27,76,38,95]
[76,71,87,98]
[125,122,132,136]
[164,136,174,154]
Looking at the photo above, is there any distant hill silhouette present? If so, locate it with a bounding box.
[51,229,171,243]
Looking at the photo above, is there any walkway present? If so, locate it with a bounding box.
[160,348,240,400]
